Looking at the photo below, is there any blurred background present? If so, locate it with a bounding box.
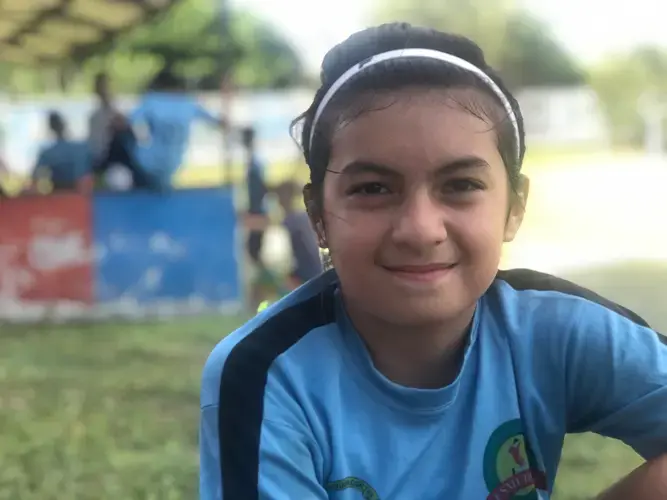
[0,0,666,498]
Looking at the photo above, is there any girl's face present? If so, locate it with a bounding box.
[315,88,528,327]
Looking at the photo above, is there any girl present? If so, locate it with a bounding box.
[200,23,667,499]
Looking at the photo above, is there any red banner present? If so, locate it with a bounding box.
[0,194,93,304]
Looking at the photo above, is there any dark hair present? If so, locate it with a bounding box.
[149,68,184,92]
[291,23,526,211]
[47,111,65,135]
[241,126,256,148]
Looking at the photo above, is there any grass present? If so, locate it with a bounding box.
[0,316,235,500]
[0,261,665,499]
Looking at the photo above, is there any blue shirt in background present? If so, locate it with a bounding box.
[130,92,219,188]
[200,268,667,499]
[34,140,92,190]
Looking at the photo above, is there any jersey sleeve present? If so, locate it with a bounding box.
[200,406,328,499]
[563,300,667,459]
[199,333,328,499]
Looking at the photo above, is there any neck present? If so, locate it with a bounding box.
[346,302,476,389]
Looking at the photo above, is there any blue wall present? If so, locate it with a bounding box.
[93,188,240,307]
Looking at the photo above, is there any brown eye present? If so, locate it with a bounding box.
[348,182,391,196]
[443,179,484,194]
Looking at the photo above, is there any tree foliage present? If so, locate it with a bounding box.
[588,47,667,146]
[0,0,303,93]
[497,13,585,89]
[375,0,585,89]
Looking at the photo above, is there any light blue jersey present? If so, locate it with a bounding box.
[200,268,667,499]
[129,92,219,187]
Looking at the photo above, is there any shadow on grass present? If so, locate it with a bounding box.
[561,259,667,333]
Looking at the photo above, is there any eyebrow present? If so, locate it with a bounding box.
[339,156,490,177]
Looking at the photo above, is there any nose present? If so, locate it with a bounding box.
[390,188,447,249]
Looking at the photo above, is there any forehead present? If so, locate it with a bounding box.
[329,87,504,173]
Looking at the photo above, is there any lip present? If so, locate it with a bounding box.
[382,263,457,283]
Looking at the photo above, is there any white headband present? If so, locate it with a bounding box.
[309,48,521,161]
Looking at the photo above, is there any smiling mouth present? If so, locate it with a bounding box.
[381,263,458,282]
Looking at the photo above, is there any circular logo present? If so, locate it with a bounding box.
[483,420,547,500]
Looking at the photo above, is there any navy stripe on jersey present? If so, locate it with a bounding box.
[497,268,666,344]
[217,285,336,499]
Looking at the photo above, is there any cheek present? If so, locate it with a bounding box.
[320,184,390,265]
[452,196,509,258]
[324,205,386,262]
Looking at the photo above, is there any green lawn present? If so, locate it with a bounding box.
[1,260,665,499]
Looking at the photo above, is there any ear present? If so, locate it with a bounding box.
[303,183,327,248]
[504,174,530,243]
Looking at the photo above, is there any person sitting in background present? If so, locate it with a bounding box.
[28,111,92,194]
[100,68,226,191]
[274,180,324,289]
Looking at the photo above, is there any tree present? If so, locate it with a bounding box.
[110,0,303,90]
[375,0,514,66]
[374,0,585,89]
[497,13,585,89]
[0,0,303,93]
[588,47,667,146]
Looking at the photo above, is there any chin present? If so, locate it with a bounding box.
[374,296,474,328]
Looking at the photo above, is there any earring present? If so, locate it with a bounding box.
[315,220,327,247]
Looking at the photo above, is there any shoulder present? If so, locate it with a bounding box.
[72,141,92,157]
[134,94,155,109]
[200,270,338,409]
[490,267,651,331]
[486,269,667,459]
[251,155,267,170]
[486,268,662,369]
[37,143,56,159]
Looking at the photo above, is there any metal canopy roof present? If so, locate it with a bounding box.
[0,0,180,64]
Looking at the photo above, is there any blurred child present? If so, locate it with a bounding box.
[242,126,269,264]
[28,111,92,194]
[88,72,116,168]
[99,69,225,190]
[274,180,323,289]
[240,126,275,308]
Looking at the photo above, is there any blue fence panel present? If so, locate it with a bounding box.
[92,187,241,307]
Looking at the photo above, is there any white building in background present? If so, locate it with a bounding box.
[516,86,610,148]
